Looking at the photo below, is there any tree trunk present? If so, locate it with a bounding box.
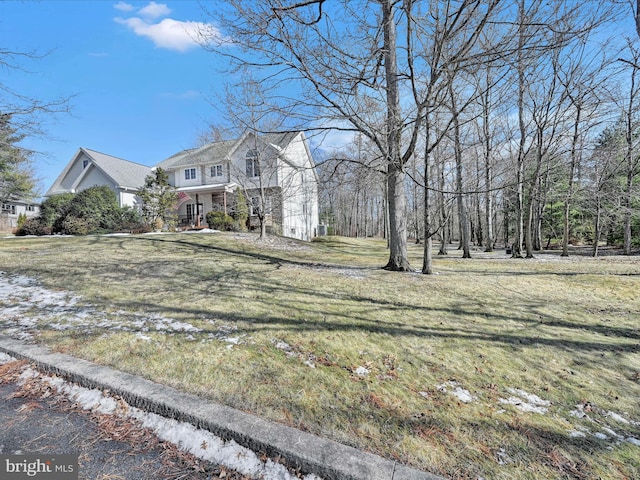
[482,70,495,252]
[382,0,410,271]
[451,87,471,259]
[513,0,526,259]
[592,195,601,257]
[562,106,581,256]
[423,154,433,274]
[423,113,433,274]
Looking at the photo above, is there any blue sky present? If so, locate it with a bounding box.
[1,1,229,196]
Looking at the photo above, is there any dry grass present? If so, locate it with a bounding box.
[1,232,639,479]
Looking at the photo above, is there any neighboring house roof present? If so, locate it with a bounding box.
[157,131,303,171]
[46,148,152,197]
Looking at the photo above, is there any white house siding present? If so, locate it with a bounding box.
[279,135,319,241]
[230,137,280,190]
[76,166,116,193]
[59,153,90,190]
[0,202,40,231]
[119,191,140,208]
[174,166,202,188]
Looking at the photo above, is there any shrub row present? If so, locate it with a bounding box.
[16,186,149,236]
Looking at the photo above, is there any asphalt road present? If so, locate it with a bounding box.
[0,359,248,480]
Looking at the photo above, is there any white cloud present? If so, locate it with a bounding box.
[138,1,171,20]
[115,16,219,52]
[113,1,135,12]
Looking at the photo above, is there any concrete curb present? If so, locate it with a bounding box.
[0,336,444,480]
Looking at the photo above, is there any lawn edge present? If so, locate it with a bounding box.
[0,335,443,480]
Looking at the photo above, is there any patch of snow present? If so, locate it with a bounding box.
[437,381,476,403]
[354,366,370,377]
[569,408,588,419]
[275,341,292,352]
[0,352,15,364]
[0,273,214,342]
[17,368,324,480]
[507,388,550,407]
[602,427,623,440]
[626,437,640,446]
[607,411,631,424]
[499,388,550,414]
[569,430,587,438]
[594,432,609,440]
[499,397,548,414]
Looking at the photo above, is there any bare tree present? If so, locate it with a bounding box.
[619,41,640,254]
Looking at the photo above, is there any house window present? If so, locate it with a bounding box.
[4,204,15,214]
[184,168,197,180]
[27,205,35,212]
[250,196,271,216]
[210,165,223,177]
[82,159,89,169]
[246,150,260,177]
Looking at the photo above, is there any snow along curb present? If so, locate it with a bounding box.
[0,336,442,480]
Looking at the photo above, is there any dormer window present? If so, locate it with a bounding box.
[211,165,223,177]
[246,149,260,177]
[184,168,197,180]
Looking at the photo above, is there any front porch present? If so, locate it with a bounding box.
[176,183,237,228]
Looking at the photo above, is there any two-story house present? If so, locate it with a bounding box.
[0,198,40,232]
[44,131,319,241]
[156,131,319,241]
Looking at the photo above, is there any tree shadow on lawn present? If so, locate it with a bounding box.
[17,234,636,363]
[69,288,640,356]
[52,236,639,356]
[126,235,372,272]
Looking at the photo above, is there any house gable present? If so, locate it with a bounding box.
[45,148,152,207]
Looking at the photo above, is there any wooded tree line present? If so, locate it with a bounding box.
[208,0,640,272]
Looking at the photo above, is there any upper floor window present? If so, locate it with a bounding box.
[2,204,15,214]
[246,150,260,177]
[82,159,89,169]
[184,168,197,180]
[211,165,223,177]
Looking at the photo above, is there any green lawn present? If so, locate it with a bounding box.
[1,232,639,479]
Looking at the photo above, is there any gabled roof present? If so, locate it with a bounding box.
[81,149,152,189]
[155,139,238,170]
[156,131,303,170]
[46,148,152,196]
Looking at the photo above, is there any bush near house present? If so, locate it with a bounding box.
[15,218,51,236]
[206,211,235,231]
[16,213,27,229]
[16,186,146,236]
[230,188,249,232]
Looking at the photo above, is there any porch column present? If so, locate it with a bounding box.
[196,194,201,227]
